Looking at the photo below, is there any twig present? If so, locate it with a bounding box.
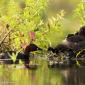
[0,29,12,46]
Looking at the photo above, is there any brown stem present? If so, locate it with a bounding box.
[0,29,12,45]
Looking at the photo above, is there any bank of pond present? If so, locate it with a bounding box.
[0,26,85,69]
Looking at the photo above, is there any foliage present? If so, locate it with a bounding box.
[73,2,85,25]
[0,0,85,52]
[0,0,65,52]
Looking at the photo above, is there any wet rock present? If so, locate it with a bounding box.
[0,52,14,64]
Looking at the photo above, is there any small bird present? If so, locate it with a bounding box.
[15,43,42,68]
[15,31,42,68]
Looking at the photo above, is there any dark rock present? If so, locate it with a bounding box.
[0,52,14,64]
[47,26,85,68]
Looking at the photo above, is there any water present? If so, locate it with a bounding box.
[0,63,85,85]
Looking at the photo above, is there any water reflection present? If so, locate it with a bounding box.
[62,67,85,85]
[0,64,85,85]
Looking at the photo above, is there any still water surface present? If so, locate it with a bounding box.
[0,63,85,85]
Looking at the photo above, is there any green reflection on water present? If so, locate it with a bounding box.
[0,62,84,85]
[0,62,65,85]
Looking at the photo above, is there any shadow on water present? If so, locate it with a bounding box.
[0,60,85,85]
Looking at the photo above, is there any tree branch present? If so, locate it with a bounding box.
[0,29,12,45]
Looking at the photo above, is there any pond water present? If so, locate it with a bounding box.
[0,62,85,85]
